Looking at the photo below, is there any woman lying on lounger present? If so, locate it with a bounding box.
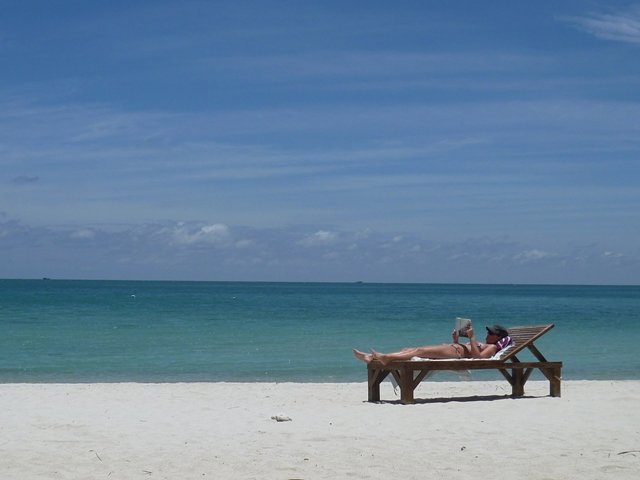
[353,324,512,366]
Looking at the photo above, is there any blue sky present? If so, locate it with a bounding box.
[1,0,639,284]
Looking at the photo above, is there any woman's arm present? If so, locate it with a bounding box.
[467,327,482,357]
[466,326,498,358]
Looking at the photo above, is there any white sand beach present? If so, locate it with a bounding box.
[1,380,638,479]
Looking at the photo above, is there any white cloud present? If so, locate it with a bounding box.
[1,217,639,283]
[171,223,231,245]
[71,229,96,240]
[298,230,338,247]
[564,6,640,44]
[353,228,372,241]
[513,249,553,263]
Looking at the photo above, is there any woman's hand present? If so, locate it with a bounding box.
[467,325,475,340]
[452,329,459,343]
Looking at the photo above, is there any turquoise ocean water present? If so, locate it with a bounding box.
[1,279,638,383]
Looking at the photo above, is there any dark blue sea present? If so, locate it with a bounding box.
[1,280,638,382]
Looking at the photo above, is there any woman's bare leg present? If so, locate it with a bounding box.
[373,344,461,366]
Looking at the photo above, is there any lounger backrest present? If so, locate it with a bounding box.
[498,324,555,362]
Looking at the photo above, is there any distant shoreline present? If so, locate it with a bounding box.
[2,277,640,287]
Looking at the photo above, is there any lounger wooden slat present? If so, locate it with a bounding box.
[365,324,562,403]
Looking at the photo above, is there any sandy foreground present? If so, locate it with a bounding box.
[0,380,638,479]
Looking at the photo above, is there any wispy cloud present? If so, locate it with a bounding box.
[298,230,339,247]
[203,51,544,83]
[2,94,639,237]
[563,5,640,44]
[170,223,232,246]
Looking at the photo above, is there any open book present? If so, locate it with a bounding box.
[455,317,472,337]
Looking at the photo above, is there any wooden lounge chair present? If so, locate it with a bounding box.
[366,324,562,404]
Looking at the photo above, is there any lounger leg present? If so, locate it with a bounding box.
[511,369,525,397]
[399,367,415,404]
[549,367,561,397]
[538,365,562,398]
[367,368,382,402]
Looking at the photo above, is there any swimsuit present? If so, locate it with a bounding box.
[451,344,469,358]
[452,336,512,358]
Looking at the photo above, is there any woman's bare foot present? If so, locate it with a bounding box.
[369,350,391,366]
[352,349,373,364]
